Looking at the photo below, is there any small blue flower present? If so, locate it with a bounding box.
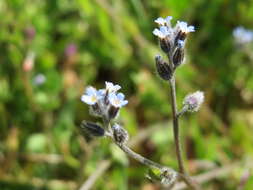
[81,86,102,105]
[105,81,121,93]
[154,16,173,26]
[153,26,172,39]
[108,93,128,108]
[176,21,195,33]
[233,26,253,44]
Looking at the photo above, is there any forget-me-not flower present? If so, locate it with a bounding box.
[108,93,128,108]
[153,26,172,39]
[105,81,121,93]
[154,16,173,26]
[81,86,102,105]
[175,21,195,34]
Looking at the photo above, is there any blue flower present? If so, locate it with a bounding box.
[154,16,173,26]
[108,93,128,108]
[81,86,102,105]
[233,26,253,44]
[98,81,121,96]
[175,21,195,33]
[105,81,121,93]
[153,26,172,39]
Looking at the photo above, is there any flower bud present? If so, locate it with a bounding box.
[159,38,171,54]
[174,21,195,44]
[81,121,105,137]
[160,168,178,187]
[112,124,129,144]
[155,55,172,80]
[174,31,187,45]
[108,106,119,120]
[172,47,184,68]
[183,91,204,112]
[89,103,103,117]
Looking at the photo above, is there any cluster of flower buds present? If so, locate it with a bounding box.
[81,82,128,120]
[153,16,195,80]
[183,91,204,112]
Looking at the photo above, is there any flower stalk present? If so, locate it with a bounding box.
[153,16,204,190]
[80,15,205,190]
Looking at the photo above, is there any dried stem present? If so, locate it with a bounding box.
[172,163,240,190]
[79,160,111,190]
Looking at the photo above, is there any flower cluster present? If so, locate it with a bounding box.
[183,91,204,112]
[153,16,195,80]
[233,26,253,45]
[81,82,128,120]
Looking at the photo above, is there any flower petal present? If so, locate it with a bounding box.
[81,95,96,105]
[117,93,125,100]
[121,100,128,107]
[86,86,97,96]
[155,17,166,25]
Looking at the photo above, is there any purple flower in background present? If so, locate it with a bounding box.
[24,26,36,41]
[33,73,46,85]
[65,43,77,57]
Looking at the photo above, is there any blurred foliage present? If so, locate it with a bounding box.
[0,0,253,189]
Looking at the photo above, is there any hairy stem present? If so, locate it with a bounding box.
[116,141,164,170]
[169,78,185,174]
[102,119,169,171]
[169,78,200,190]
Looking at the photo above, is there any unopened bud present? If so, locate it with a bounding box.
[112,124,129,144]
[155,55,172,80]
[174,31,186,45]
[108,106,119,120]
[89,103,102,117]
[183,91,204,112]
[172,47,184,67]
[160,168,178,187]
[81,121,105,137]
[159,38,171,54]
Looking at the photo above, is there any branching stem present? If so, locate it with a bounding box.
[169,78,201,190]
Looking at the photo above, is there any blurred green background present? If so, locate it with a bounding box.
[1,0,253,189]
